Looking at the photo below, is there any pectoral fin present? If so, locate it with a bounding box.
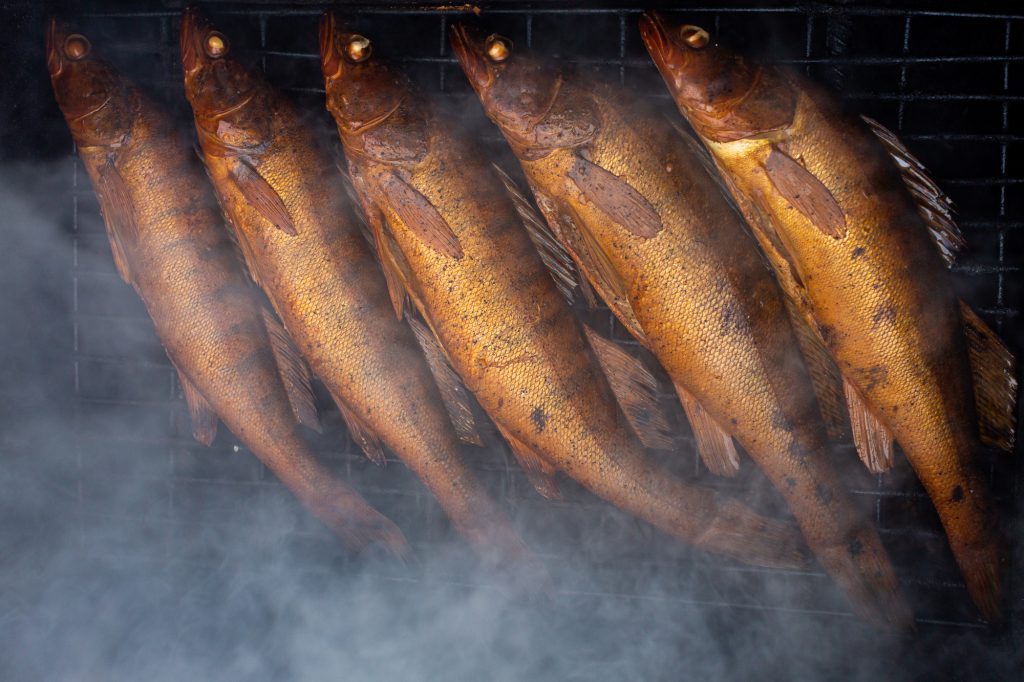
[843,377,895,474]
[407,314,483,447]
[673,382,740,477]
[231,158,297,236]
[380,172,463,259]
[174,365,218,446]
[331,393,386,466]
[345,169,409,319]
[765,146,847,239]
[494,163,580,303]
[567,154,662,238]
[95,158,139,285]
[583,325,674,450]
[494,422,561,500]
[261,308,321,433]
[960,301,1017,451]
[863,115,964,267]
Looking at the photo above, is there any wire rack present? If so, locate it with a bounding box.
[67,0,1022,655]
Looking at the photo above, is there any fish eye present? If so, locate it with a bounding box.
[344,35,372,63]
[679,25,710,49]
[64,34,91,61]
[205,31,229,58]
[485,34,512,63]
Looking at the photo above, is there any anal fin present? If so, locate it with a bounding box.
[494,422,560,500]
[843,377,895,474]
[673,382,740,476]
[960,300,1017,451]
[174,365,218,446]
[583,325,674,450]
[331,393,386,466]
[407,314,483,446]
[261,308,321,433]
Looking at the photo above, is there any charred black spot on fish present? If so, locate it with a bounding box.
[531,406,548,433]
[785,476,797,488]
[951,485,964,502]
[817,324,837,348]
[849,538,864,557]
[815,484,833,505]
[871,304,897,329]
[851,246,865,260]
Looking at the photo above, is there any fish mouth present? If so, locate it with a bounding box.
[180,5,211,78]
[46,16,64,77]
[448,22,492,94]
[318,10,344,81]
[638,11,688,87]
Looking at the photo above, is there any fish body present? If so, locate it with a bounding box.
[451,24,909,626]
[179,9,535,570]
[320,14,811,571]
[47,18,407,555]
[640,11,1011,620]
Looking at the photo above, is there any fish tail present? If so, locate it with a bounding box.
[954,537,1005,623]
[697,498,811,570]
[815,524,914,630]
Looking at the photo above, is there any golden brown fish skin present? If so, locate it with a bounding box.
[46,18,407,555]
[451,23,910,627]
[640,11,1003,621]
[319,14,812,571]
[178,9,535,570]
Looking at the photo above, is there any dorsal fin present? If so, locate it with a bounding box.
[330,390,386,466]
[261,307,322,433]
[782,297,849,441]
[567,154,663,238]
[673,381,740,477]
[493,162,580,303]
[531,192,648,345]
[843,377,895,474]
[493,421,561,500]
[230,157,298,236]
[764,146,847,239]
[171,361,218,446]
[406,314,483,447]
[959,300,1017,451]
[863,115,964,267]
[380,172,463,259]
[582,325,674,450]
[95,157,139,286]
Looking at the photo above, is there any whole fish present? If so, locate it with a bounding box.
[46,18,407,556]
[640,11,1017,621]
[179,8,537,572]
[321,13,810,571]
[452,23,910,626]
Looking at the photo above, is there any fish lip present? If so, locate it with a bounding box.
[448,22,491,94]
[318,10,344,82]
[46,16,64,77]
[638,11,672,64]
[180,5,211,79]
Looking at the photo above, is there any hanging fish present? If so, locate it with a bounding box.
[452,22,910,627]
[640,10,1017,621]
[47,17,408,556]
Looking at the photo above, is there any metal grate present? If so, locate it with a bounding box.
[67,0,1022,664]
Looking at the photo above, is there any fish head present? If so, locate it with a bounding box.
[180,7,266,151]
[319,11,405,137]
[639,12,796,142]
[47,18,135,148]
[450,22,575,151]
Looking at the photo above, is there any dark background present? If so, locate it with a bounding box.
[1,1,1021,680]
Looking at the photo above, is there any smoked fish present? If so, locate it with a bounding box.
[640,11,1017,620]
[179,8,534,571]
[47,18,407,555]
[452,23,910,626]
[321,13,809,570]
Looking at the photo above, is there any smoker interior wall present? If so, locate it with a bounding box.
[1,1,1021,680]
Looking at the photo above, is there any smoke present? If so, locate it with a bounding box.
[0,3,1018,681]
